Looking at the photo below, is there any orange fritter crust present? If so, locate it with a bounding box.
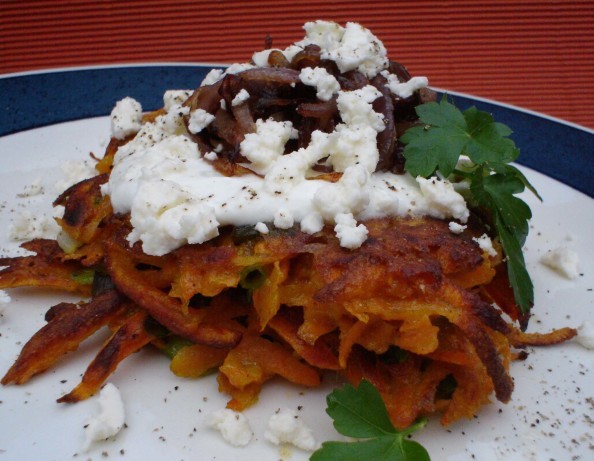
[0,185,577,427]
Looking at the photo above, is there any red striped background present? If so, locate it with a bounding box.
[1,0,593,128]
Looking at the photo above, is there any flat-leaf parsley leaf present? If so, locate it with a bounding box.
[310,380,430,461]
[400,96,539,316]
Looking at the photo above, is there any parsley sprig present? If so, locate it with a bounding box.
[400,97,540,315]
[310,380,430,461]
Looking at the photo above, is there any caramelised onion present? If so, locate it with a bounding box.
[290,44,321,70]
[184,53,430,173]
[267,50,290,68]
[371,74,398,172]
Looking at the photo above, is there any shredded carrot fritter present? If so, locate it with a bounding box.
[0,170,576,428]
[0,85,576,429]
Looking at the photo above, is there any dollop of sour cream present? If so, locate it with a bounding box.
[101,21,465,257]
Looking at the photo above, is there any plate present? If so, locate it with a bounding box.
[0,66,593,461]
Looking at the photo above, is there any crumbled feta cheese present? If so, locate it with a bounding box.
[416,176,470,223]
[0,290,10,306]
[163,90,192,111]
[326,124,380,173]
[0,290,11,320]
[252,49,275,67]
[105,23,472,257]
[204,151,218,161]
[300,212,324,234]
[17,178,44,198]
[255,222,269,234]
[9,210,60,241]
[264,408,317,451]
[225,62,256,75]
[202,63,257,87]
[274,208,294,229]
[540,246,580,279]
[83,383,125,451]
[299,21,388,77]
[449,221,467,234]
[336,85,384,131]
[110,97,143,140]
[201,69,225,86]
[381,72,429,99]
[209,409,253,447]
[314,165,370,220]
[298,20,345,56]
[575,321,594,350]
[231,89,250,106]
[264,149,311,194]
[282,45,303,62]
[334,213,369,249]
[188,108,215,134]
[127,179,220,256]
[473,234,498,257]
[159,104,190,135]
[240,119,297,174]
[299,67,340,101]
[55,159,97,192]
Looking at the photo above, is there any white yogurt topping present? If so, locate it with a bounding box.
[102,21,453,256]
[104,103,467,256]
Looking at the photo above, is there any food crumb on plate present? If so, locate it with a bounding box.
[575,321,594,350]
[540,246,580,279]
[264,408,317,451]
[209,408,253,447]
[83,383,125,451]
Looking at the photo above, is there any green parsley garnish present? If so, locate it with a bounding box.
[400,96,540,315]
[310,380,430,461]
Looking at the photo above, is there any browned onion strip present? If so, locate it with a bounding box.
[337,69,370,91]
[371,74,398,172]
[267,50,290,68]
[297,99,338,119]
[238,67,302,98]
[230,102,257,138]
[290,44,321,70]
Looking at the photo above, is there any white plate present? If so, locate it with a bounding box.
[1,116,593,461]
